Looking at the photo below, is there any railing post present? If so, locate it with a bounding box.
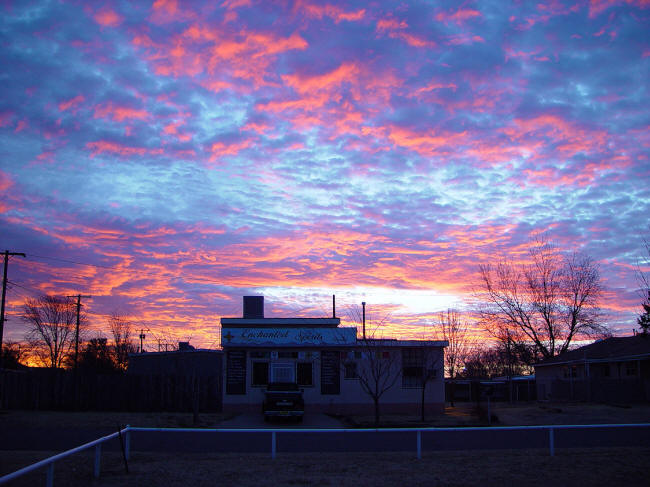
[416,430,421,459]
[94,444,101,478]
[45,463,54,487]
[271,431,276,459]
[125,426,131,461]
[549,427,555,457]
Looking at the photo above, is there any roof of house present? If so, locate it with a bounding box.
[535,334,650,367]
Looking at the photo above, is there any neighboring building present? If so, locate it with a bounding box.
[128,345,223,412]
[534,335,650,402]
[128,344,223,378]
[221,296,448,415]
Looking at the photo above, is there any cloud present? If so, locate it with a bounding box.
[93,8,123,27]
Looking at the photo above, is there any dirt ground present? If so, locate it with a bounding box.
[2,448,650,487]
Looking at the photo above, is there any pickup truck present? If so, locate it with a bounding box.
[262,382,305,422]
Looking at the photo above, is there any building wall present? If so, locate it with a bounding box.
[222,346,446,415]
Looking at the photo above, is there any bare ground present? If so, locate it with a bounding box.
[2,403,650,486]
[2,448,650,487]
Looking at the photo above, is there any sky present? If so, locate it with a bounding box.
[1,0,649,351]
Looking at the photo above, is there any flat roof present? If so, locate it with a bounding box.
[221,318,341,327]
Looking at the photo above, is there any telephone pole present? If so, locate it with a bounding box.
[67,294,91,369]
[0,250,26,368]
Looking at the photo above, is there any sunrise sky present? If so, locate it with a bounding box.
[1,0,649,349]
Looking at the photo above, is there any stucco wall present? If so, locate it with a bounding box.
[223,347,445,415]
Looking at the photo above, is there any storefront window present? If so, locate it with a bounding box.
[297,362,313,386]
[344,361,358,379]
[271,362,295,383]
[252,361,269,386]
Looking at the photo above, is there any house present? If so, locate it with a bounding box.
[221,296,448,415]
[534,335,650,402]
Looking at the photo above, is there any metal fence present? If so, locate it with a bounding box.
[2,423,650,486]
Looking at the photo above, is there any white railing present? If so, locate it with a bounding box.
[2,423,649,486]
[0,426,130,487]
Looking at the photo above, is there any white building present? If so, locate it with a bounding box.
[221,296,447,416]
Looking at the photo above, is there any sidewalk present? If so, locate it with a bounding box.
[219,412,346,429]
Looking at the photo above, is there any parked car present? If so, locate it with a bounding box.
[262,382,304,421]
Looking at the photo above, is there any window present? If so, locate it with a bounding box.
[625,361,638,377]
[297,362,313,386]
[344,361,358,379]
[252,361,269,386]
[402,348,424,388]
[279,351,298,359]
[271,362,295,383]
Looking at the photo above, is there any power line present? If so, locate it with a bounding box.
[1,250,26,368]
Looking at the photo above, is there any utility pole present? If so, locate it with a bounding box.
[0,250,26,369]
[362,301,366,340]
[67,294,92,370]
[139,329,147,353]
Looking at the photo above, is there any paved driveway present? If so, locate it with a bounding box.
[219,412,346,429]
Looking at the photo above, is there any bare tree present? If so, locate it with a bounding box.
[636,238,650,334]
[436,309,474,379]
[477,237,606,359]
[355,337,401,426]
[109,313,137,370]
[413,342,444,421]
[435,309,474,407]
[22,295,80,368]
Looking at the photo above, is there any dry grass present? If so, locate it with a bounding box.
[2,404,650,485]
[345,402,650,427]
[2,448,649,487]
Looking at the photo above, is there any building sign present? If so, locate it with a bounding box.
[222,327,357,347]
[226,350,247,394]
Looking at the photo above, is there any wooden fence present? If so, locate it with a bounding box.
[0,368,223,412]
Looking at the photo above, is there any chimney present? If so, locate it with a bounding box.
[243,295,264,318]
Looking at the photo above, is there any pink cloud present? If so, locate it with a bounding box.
[375,17,435,48]
[133,24,307,90]
[14,119,27,133]
[93,8,123,27]
[208,139,254,162]
[93,103,150,122]
[86,140,164,157]
[0,111,14,127]
[435,8,482,25]
[59,95,85,112]
[293,1,365,23]
[589,0,650,18]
